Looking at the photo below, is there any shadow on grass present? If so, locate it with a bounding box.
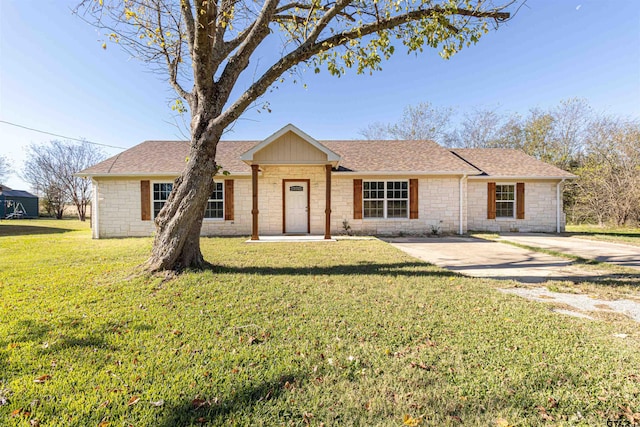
[563,231,640,238]
[204,261,459,278]
[0,224,74,236]
[157,372,302,426]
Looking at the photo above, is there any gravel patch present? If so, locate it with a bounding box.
[500,287,640,323]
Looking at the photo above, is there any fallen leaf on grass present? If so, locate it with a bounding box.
[403,414,422,426]
[29,419,40,426]
[619,404,640,424]
[34,375,51,383]
[495,418,513,427]
[98,400,110,409]
[127,396,140,406]
[150,399,164,407]
[98,421,110,427]
[192,398,209,409]
[536,405,554,421]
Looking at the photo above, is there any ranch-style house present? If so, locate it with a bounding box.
[78,124,575,239]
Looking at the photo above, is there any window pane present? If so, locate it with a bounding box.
[152,183,173,218]
[496,185,514,201]
[496,201,514,218]
[204,182,224,218]
[363,181,409,219]
[363,200,384,218]
[204,201,223,219]
[153,201,164,218]
[210,182,223,200]
[387,200,408,218]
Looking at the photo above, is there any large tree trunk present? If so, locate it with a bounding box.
[145,123,223,272]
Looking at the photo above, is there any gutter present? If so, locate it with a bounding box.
[467,175,577,180]
[75,172,254,179]
[92,178,99,239]
[332,170,481,177]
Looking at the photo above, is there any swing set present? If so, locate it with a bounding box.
[4,199,26,219]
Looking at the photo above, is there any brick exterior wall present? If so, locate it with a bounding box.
[92,172,563,238]
[467,179,564,233]
[331,175,464,235]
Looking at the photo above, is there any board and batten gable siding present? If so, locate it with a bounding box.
[252,131,328,164]
[469,179,560,232]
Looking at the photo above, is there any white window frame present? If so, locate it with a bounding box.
[363,180,409,219]
[152,181,173,219]
[152,181,225,221]
[203,181,224,221]
[495,183,516,219]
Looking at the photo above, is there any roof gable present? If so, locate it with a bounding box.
[240,124,340,166]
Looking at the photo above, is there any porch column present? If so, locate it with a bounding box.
[324,164,332,239]
[251,164,259,240]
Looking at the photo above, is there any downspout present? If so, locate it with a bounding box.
[459,175,466,235]
[556,179,565,233]
[92,179,99,239]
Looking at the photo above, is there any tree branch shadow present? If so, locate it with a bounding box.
[0,224,73,236]
[157,372,303,426]
[200,261,459,278]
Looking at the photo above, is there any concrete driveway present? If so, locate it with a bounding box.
[385,236,605,283]
[497,233,640,270]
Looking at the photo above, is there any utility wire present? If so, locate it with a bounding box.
[0,120,127,150]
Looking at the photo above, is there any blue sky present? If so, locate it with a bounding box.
[1,0,639,191]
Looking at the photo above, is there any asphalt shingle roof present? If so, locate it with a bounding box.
[452,148,576,178]
[78,140,574,178]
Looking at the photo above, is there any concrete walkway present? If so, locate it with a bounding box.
[497,233,640,270]
[385,236,604,283]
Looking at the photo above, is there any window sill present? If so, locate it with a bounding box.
[363,217,410,221]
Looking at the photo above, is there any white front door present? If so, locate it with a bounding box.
[285,181,308,233]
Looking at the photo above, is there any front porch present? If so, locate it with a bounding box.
[239,124,340,241]
[245,235,336,243]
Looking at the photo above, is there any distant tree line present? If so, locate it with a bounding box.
[23,141,105,221]
[360,99,640,226]
[0,155,11,184]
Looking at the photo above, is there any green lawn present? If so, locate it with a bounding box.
[565,224,640,247]
[1,220,639,426]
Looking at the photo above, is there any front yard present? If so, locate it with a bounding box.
[0,220,638,426]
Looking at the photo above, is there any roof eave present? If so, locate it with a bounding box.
[467,174,577,180]
[333,170,482,176]
[76,172,252,178]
